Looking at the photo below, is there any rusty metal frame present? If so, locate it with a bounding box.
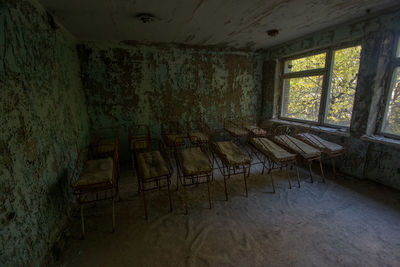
[132,138,173,221]
[161,121,185,154]
[210,129,251,200]
[69,146,118,238]
[223,117,249,144]
[175,140,214,214]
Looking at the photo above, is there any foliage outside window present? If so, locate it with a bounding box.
[280,45,362,127]
[382,67,400,136]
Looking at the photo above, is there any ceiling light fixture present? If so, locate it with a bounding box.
[267,29,279,37]
[135,13,156,24]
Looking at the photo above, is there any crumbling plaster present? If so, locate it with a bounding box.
[79,42,263,160]
[0,0,90,265]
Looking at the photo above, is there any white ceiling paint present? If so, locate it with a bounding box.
[38,0,400,50]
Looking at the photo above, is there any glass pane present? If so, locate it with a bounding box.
[281,75,323,122]
[396,36,400,58]
[382,67,400,136]
[325,45,361,127]
[284,53,326,73]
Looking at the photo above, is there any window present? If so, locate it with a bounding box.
[280,45,362,127]
[381,37,400,137]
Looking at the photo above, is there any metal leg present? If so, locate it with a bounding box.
[319,159,326,183]
[243,166,248,197]
[207,175,212,209]
[270,171,275,193]
[183,183,188,215]
[80,204,85,239]
[286,165,292,189]
[167,178,173,212]
[295,165,301,188]
[224,168,229,201]
[308,163,314,183]
[112,197,115,232]
[261,158,266,174]
[331,157,337,177]
[142,183,148,221]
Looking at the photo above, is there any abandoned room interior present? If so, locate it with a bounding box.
[2,0,400,266]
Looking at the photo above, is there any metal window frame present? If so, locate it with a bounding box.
[279,42,362,128]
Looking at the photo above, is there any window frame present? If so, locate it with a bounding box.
[278,42,362,129]
[380,36,400,139]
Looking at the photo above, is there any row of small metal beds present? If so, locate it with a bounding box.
[69,118,344,236]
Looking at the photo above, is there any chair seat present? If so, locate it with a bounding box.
[296,133,343,153]
[250,138,296,162]
[74,158,114,189]
[274,135,321,159]
[178,147,212,175]
[189,131,209,143]
[137,151,169,179]
[164,134,185,146]
[245,125,267,136]
[213,141,251,166]
[225,126,248,137]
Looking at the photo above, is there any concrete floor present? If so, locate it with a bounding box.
[57,162,400,267]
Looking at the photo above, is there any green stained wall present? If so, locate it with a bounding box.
[79,42,263,160]
[0,0,90,265]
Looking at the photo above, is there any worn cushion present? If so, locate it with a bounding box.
[164,134,185,146]
[178,147,212,175]
[225,126,248,137]
[96,139,116,154]
[296,133,343,153]
[274,135,321,159]
[130,138,149,151]
[75,158,114,188]
[137,151,169,179]
[250,138,296,161]
[189,131,209,143]
[213,141,251,166]
[245,125,267,136]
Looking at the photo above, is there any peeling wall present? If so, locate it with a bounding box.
[264,9,400,190]
[79,42,263,160]
[0,0,90,265]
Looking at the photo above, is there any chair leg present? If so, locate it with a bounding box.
[286,166,292,189]
[243,166,248,197]
[270,171,275,193]
[80,204,85,239]
[207,175,212,209]
[319,159,326,183]
[167,178,173,212]
[112,196,115,232]
[308,162,314,183]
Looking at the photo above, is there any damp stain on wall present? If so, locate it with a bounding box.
[0,0,90,265]
[78,42,263,160]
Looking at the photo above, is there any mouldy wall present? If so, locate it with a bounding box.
[263,9,400,190]
[0,0,90,265]
[79,42,263,160]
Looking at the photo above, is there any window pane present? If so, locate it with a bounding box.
[396,36,400,58]
[284,53,326,73]
[382,67,400,136]
[281,75,323,122]
[325,45,361,127]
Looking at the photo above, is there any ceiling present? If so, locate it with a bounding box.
[38,0,400,50]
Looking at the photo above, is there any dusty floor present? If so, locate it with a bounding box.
[57,161,400,267]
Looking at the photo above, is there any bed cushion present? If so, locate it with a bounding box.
[250,138,296,161]
[178,147,212,175]
[164,134,185,146]
[274,135,321,159]
[296,133,343,153]
[212,141,251,165]
[245,125,267,136]
[137,151,169,179]
[225,126,248,137]
[189,131,209,143]
[75,158,114,188]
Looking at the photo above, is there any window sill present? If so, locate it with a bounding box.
[360,135,400,149]
[267,119,350,137]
